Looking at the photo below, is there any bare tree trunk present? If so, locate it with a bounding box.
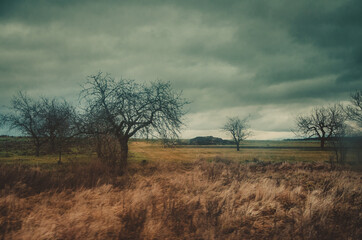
[58,150,62,164]
[34,138,40,156]
[95,135,103,158]
[321,138,325,149]
[119,138,129,170]
[50,136,56,153]
[58,143,62,164]
[236,142,240,151]
[35,145,40,156]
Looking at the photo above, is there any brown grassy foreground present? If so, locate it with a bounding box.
[1,159,361,239]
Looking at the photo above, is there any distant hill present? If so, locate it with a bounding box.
[189,136,233,145]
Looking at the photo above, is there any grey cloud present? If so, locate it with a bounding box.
[1,0,361,139]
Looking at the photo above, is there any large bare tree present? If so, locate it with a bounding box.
[295,104,346,149]
[80,72,188,169]
[222,117,250,151]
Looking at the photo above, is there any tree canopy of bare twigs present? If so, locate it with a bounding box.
[79,72,188,169]
[1,92,46,156]
[1,92,77,158]
[222,117,251,151]
[39,98,77,163]
[295,104,346,149]
[346,90,362,128]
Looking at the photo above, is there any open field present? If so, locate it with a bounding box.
[2,137,360,166]
[129,141,335,164]
[0,138,361,239]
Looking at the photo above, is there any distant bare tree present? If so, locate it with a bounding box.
[80,72,188,169]
[346,90,362,127]
[295,105,346,149]
[1,91,46,156]
[222,117,250,151]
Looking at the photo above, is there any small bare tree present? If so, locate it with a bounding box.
[80,72,188,169]
[39,98,77,163]
[344,90,362,164]
[222,117,250,151]
[295,104,346,149]
[328,123,348,165]
[1,91,46,156]
[1,92,77,160]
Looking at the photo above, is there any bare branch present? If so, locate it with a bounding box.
[346,90,362,127]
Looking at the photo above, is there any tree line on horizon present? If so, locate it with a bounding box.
[0,72,361,168]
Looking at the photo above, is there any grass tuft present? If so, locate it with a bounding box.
[1,159,361,239]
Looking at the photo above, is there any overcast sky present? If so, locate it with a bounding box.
[0,0,361,139]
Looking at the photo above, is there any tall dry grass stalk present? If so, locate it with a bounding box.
[1,159,361,239]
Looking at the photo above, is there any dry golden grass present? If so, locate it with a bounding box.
[1,159,361,239]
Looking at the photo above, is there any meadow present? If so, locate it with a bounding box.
[0,137,361,239]
[0,137,343,165]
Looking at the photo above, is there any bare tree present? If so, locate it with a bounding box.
[0,91,46,156]
[329,122,348,165]
[344,90,362,164]
[80,72,188,169]
[222,117,250,151]
[295,104,346,149]
[39,98,77,163]
[1,92,77,160]
[346,90,362,127]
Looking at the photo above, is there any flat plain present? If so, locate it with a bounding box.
[0,137,342,165]
[0,137,361,239]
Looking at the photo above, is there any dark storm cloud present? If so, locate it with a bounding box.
[0,0,361,138]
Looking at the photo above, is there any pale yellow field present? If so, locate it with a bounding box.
[129,141,332,163]
[0,138,351,166]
